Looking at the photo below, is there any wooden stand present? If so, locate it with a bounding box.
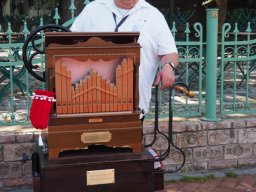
[154,169,164,191]
[33,147,154,192]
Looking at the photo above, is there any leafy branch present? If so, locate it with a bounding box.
[202,0,215,6]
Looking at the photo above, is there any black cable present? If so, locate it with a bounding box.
[164,83,187,173]
[144,86,159,148]
[144,83,189,172]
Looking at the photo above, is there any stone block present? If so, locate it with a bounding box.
[238,158,256,168]
[145,121,187,133]
[181,163,207,173]
[143,133,154,146]
[143,125,154,134]
[186,122,202,132]
[173,122,187,132]
[193,146,223,163]
[145,134,171,151]
[217,120,232,129]
[164,148,192,165]
[0,162,22,179]
[157,124,169,133]
[16,134,34,143]
[208,129,237,145]
[1,178,32,187]
[22,162,32,178]
[208,160,237,170]
[0,135,15,144]
[224,143,253,159]
[0,145,3,161]
[254,143,256,156]
[246,119,256,127]
[201,122,217,130]
[238,128,256,143]
[144,132,179,151]
[3,143,35,161]
[232,120,246,129]
[176,131,207,148]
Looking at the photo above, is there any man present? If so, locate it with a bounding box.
[71,0,179,121]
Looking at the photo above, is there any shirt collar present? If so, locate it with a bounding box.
[98,0,150,14]
[133,0,150,9]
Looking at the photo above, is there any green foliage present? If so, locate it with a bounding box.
[179,174,216,183]
[225,172,239,177]
[165,179,177,184]
[202,0,256,6]
[248,0,256,5]
[0,14,55,32]
[202,0,215,6]
[47,0,60,6]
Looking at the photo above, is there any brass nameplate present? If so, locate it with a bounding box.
[211,12,218,18]
[81,131,111,144]
[89,118,103,123]
[87,169,115,186]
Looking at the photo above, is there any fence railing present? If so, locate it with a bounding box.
[1,1,256,126]
[219,23,256,115]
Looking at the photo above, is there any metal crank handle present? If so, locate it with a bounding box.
[174,85,196,98]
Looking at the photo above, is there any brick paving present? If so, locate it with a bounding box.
[2,172,256,191]
[157,174,256,192]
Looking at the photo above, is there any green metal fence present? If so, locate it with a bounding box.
[147,22,204,119]
[219,23,256,114]
[0,20,45,125]
[0,1,256,126]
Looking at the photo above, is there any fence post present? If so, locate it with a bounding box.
[202,8,220,121]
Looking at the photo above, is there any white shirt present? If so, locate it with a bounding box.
[70,0,177,113]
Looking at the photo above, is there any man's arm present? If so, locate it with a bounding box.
[153,52,179,90]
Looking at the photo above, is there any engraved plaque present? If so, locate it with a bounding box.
[89,118,103,123]
[81,131,112,143]
[87,169,115,186]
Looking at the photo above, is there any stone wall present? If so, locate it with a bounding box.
[0,117,256,189]
[0,126,36,190]
[143,117,256,173]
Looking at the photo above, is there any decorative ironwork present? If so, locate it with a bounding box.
[22,24,71,82]
[226,9,256,30]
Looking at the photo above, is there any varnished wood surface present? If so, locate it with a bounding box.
[36,149,154,192]
[45,32,140,47]
[45,32,141,114]
[49,112,140,126]
[48,125,143,159]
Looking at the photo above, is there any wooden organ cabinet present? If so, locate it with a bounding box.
[33,32,155,192]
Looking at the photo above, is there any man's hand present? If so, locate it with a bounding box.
[153,64,175,90]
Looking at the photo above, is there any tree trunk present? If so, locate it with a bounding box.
[216,0,228,32]
[60,0,84,23]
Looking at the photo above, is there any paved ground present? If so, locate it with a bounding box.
[158,168,256,192]
[162,175,256,192]
[1,169,256,191]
